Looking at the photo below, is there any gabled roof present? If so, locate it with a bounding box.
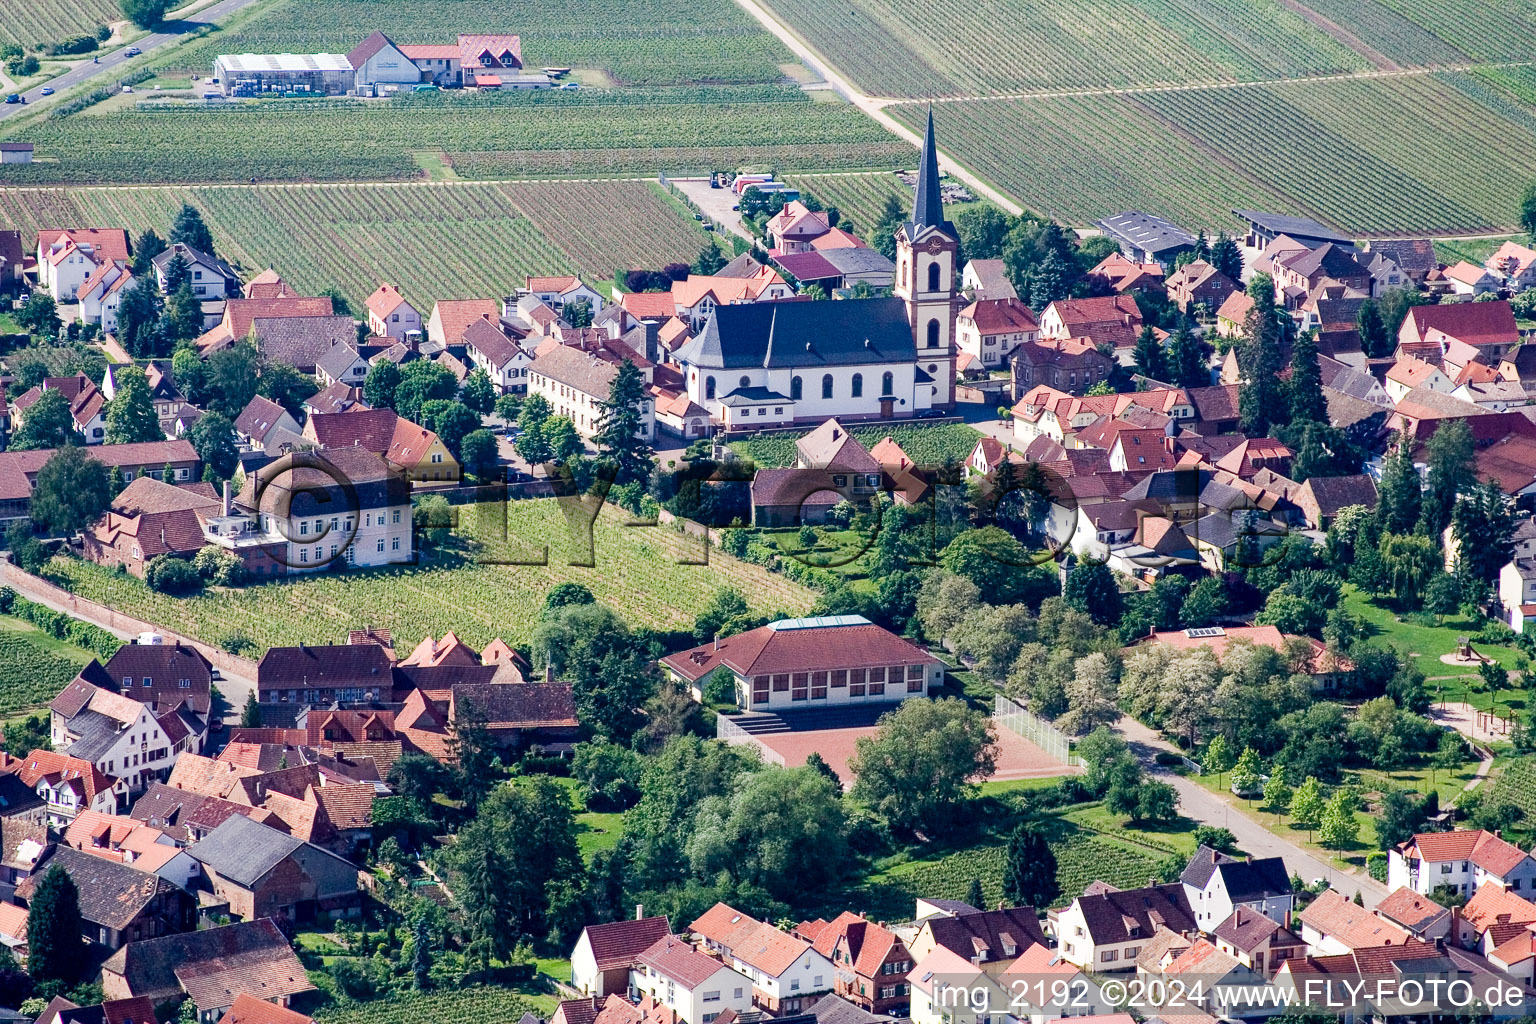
[449,682,577,730]
[364,283,413,320]
[1230,210,1351,244]
[1460,881,1536,933]
[959,297,1039,335]
[17,847,179,930]
[582,915,673,970]
[234,395,292,442]
[346,30,400,68]
[1179,845,1292,902]
[921,906,1045,964]
[797,418,879,472]
[100,918,312,1007]
[220,994,313,1024]
[431,299,500,345]
[1375,887,1451,934]
[1400,828,1532,876]
[1403,302,1518,349]
[1212,906,1304,952]
[661,615,939,683]
[1071,883,1195,945]
[675,298,914,370]
[1095,211,1195,255]
[636,934,732,988]
[1297,889,1408,949]
[188,812,352,889]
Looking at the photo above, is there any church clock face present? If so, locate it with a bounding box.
[925,238,946,255]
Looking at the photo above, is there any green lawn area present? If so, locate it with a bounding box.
[547,777,626,862]
[1340,585,1523,668]
[39,498,816,654]
[1433,235,1521,266]
[1058,802,1201,857]
[729,422,982,469]
[974,777,1064,797]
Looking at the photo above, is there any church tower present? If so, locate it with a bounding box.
[893,107,959,411]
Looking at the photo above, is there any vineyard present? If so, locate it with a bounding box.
[0,618,95,718]
[0,0,117,48]
[0,87,906,186]
[730,423,982,469]
[41,499,816,655]
[758,0,1368,98]
[0,180,711,309]
[1489,759,1536,827]
[895,70,1536,234]
[314,987,542,1024]
[783,173,914,239]
[157,0,790,87]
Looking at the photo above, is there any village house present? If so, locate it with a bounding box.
[463,316,532,393]
[1399,301,1520,361]
[1444,262,1501,297]
[426,298,501,352]
[688,904,833,1015]
[1210,906,1307,977]
[767,201,832,253]
[364,283,421,341]
[303,408,459,484]
[62,810,201,889]
[47,676,188,794]
[185,813,361,922]
[1096,211,1198,267]
[1388,829,1536,896]
[314,343,371,389]
[1362,238,1437,290]
[1372,887,1456,945]
[1460,882,1536,955]
[1270,243,1370,308]
[17,845,193,950]
[906,905,1047,974]
[194,290,336,355]
[662,614,943,710]
[954,297,1039,369]
[82,477,224,578]
[100,917,313,1019]
[571,914,674,997]
[1180,846,1294,931]
[151,244,238,300]
[35,228,131,301]
[1126,626,1348,691]
[1164,259,1238,312]
[519,275,605,315]
[1087,252,1165,294]
[528,343,656,440]
[255,639,393,705]
[1296,889,1410,955]
[12,749,128,827]
[77,262,136,334]
[795,913,913,1016]
[1052,882,1196,972]
[1487,241,1536,290]
[960,258,1016,301]
[1037,294,1144,349]
[630,933,754,1024]
[9,373,108,445]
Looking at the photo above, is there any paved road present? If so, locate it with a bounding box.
[1115,716,1390,907]
[0,0,261,121]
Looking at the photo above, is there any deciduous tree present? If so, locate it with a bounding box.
[849,697,998,835]
[105,366,163,444]
[30,448,110,534]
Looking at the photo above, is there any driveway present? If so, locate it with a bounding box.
[670,177,756,244]
[0,0,263,120]
[1116,715,1390,906]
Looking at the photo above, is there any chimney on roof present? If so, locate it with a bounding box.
[544,662,554,684]
[1212,849,1221,863]
[714,634,720,651]
[637,903,645,920]
[222,479,231,517]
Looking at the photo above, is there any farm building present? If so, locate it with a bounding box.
[213,54,356,97]
[0,143,33,164]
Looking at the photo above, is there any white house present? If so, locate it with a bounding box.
[527,343,654,441]
[1384,355,1453,403]
[1295,889,1408,955]
[36,228,130,301]
[346,32,424,95]
[687,904,831,1015]
[908,944,1112,1024]
[571,915,672,997]
[151,243,238,300]
[1388,829,1536,897]
[630,935,753,1024]
[463,317,532,393]
[64,810,201,889]
[1486,242,1536,290]
[77,263,135,334]
[955,297,1039,369]
[520,275,605,315]
[661,615,943,711]
[315,344,371,388]
[1180,846,1294,932]
[365,283,422,341]
[1444,261,1500,297]
[14,750,127,828]
[48,681,182,794]
[1053,884,1196,973]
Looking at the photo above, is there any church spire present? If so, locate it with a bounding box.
[911,105,944,231]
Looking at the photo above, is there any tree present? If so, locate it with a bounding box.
[849,697,998,835]
[241,691,260,728]
[1380,532,1441,610]
[392,361,459,423]
[694,244,726,275]
[1377,789,1428,851]
[1063,559,1122,626]
[1058,652,1120,735]
[595,360,655,486]
[1132,325,1167,382]
[104,367,163,444]
[1317,790,1359,850]
[805,752,840,787]
[1238,275,1287,437]
[1230,746,1264,796]
[27,865,83,984]
[1002,822,1058,909]
[544,417,583,462]
[571,739,644,810]
[185,412,238,481]
[117,280,165,357]
[11,389,81,451]
[1420,418,1475,539]
[145,555,202,594]
[170,204,215,255]
[694,587,750,641]
[940,527,1054,608]
[1523,179,1536,241]
[1166,318,1209,389]
[965,877,985,911]
[120,0,170,27]
[1287,329,1327,426]
[130,229,166,275]
[1453,479,1516,584]
[454,829,516,967]
[1204,734,1234,779]
[872,194,905,260]
[1181,576,1228,628]
[162,252,191,293]
[202,343,260,418]
[419,400,481,460]
[5,522,48,575]
[1377,434,1422,536]
[410,913,433,990]
[1210,234,1243,282]
[1431,730,1464,784]
[161,283,203,345]
[461,368,496,415]
[1357,299,1390,358]
[364,360,402,410]
[14,292,57,336]
[30,448,110,535]
[1288,776,1325,838]
[459,429,499,481]
[533,602,657,741]
[2,713,49,758]
[258,361,318,421]
[1264,771,1292,817]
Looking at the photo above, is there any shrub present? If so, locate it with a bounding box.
[144,555,202,595]
[192,545,245,587]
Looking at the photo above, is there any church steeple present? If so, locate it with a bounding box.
[910,105,945,232]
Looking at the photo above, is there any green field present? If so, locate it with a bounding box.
[39,499,816,655]
[314,986,545,1024]
[0,87,907,186]
[0,615,96,717]
[0,0,118,48]
[729,422,981,468]
[0,179,711,310]
[156,0,790,88]
[893,70,1536,234]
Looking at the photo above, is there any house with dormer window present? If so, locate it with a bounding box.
[1052,883,1196,973]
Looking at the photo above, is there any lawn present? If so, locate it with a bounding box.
[729,421,981,468]
[547,777,626,862]
[0,614,97,718]
[1339,584,1524,668]
[0,179,712,309]
[40,498,817,655]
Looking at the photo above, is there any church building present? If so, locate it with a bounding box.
[671,109,959,427]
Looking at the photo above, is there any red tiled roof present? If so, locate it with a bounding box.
[1404,301,1518,349]
[636,935,727,988]
[959,297,1038,335]
[221,994,313,1024]
[1404,829,1532,876]
[1461,881,1536,933]
[36,228,130,264]
[307,408,400,453]
[661,617,940,683]
[621,292,677,320]
[583,916,673,970]
[431,299,499,345]
[365,283,412,320]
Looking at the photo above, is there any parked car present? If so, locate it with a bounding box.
[916,408,944,419]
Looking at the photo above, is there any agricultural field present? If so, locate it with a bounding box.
[729,422,982,469]
[0,180,711,310]
[0,87,907,186]
[0,616,96,718]
[758,0,1368,98]
[1433,234,1522,267]
[157,0,791,88]
[784,173,914,239]
[0,0,117,48]
[895,70,1536,235]
[314,987,543,1024]
[40,499,817,655]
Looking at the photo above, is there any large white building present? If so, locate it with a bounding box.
[526,341,655,441]
[630,935,753,1024]
[1388,829,1536,897]
[660,615,943,710]
[48,679,189,795]
[35,228,131,301]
